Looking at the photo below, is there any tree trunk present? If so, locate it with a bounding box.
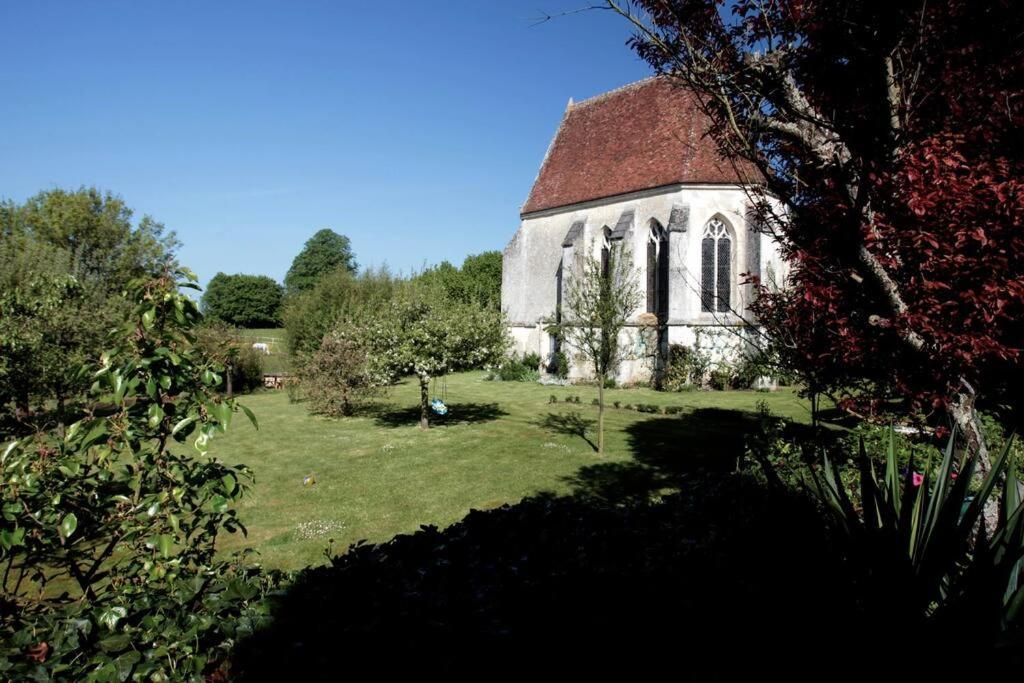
[597,376,605,455]
[949,381,999,534]
[226,366,234,399]
[419,374,430,430]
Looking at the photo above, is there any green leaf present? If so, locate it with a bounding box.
[239,402,259,431]
[153,534,173,559]
[222,474,237,495]
[59,512,78,539]
[171,415,197,436]
[141,307,155,329]
[210,495,229,514]
[147,402,165,429]
[159,374,172,390]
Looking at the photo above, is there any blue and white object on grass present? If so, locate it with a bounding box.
[430,398,448,415]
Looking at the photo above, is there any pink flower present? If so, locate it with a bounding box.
[912,472,924,487]
[950,471,958,480]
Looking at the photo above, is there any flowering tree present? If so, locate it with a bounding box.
[367,295,507,429]
[603,0,1024,483]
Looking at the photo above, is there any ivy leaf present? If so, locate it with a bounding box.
[59,512,78,539]
[153,534,173,559]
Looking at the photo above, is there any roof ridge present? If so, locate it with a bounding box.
[570,75,663,109]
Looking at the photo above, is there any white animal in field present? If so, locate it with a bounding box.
[252,342,270,355]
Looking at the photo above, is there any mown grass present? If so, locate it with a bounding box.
[211,373,814,570]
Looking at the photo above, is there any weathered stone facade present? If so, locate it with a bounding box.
[503,183,786,383]
[501,78,787,384]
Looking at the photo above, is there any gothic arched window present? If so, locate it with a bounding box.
[647,221,668,319]
[701,218,732,313]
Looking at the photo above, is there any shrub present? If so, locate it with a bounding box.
[613,401,621,409]
[810,426,1024,636]
[194,320,265,395]
[661,344,711,391]
[549,395,558,404]
[664,405,683,415]
[300,323,382,417]
[551,350,570,379]
[0,269,275,680]
[708,366,732,391]
[488,353,541,382]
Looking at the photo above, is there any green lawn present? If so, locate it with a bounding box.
[212,373,815,570]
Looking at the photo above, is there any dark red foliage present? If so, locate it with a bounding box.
[629,0,1024,415]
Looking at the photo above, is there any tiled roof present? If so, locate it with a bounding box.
[521,77,756,215]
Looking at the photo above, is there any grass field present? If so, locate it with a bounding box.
[211,372,815,570]
[237,327,291,374]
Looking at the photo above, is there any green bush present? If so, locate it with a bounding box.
[550,350,569,379]
[299,323,383,417]
[661,344,711,391]
[708,367,731,391]
[194,321,265,395]
[0,269,276,680]
[486,353,541,382]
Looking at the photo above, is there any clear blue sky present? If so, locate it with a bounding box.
[0,1,651,289]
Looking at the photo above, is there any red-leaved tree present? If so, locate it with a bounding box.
[602,0,1023,479]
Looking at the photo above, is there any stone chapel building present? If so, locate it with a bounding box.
[501,77,787,384]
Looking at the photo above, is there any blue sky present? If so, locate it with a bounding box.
[0,1,651,289]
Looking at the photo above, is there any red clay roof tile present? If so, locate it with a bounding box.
[521,77,755,215]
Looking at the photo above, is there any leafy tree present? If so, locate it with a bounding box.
[201,273,284,328]
[284,228,358,294]
[283,266,397,355]
[0,268,271,680]
[3,187,179,289]
[0,235,113,424]
[413,251,503,309]
[366,291,507,429]
[609,1,1024,480]
[556,239,642,454]
[0,188,179,425]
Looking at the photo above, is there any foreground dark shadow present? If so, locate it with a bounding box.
[232,409,1020,678]
[373,402,507,427]
[233,473,864,679]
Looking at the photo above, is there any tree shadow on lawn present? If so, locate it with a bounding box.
[373,402,507,428]
[563,408,752,503]
[533,410,598,451]
[232,474,870,680]
[564,407,836,504]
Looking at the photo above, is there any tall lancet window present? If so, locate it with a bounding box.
[701,217,732,313]
[647,221,669,320]
[600,226,612,278]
